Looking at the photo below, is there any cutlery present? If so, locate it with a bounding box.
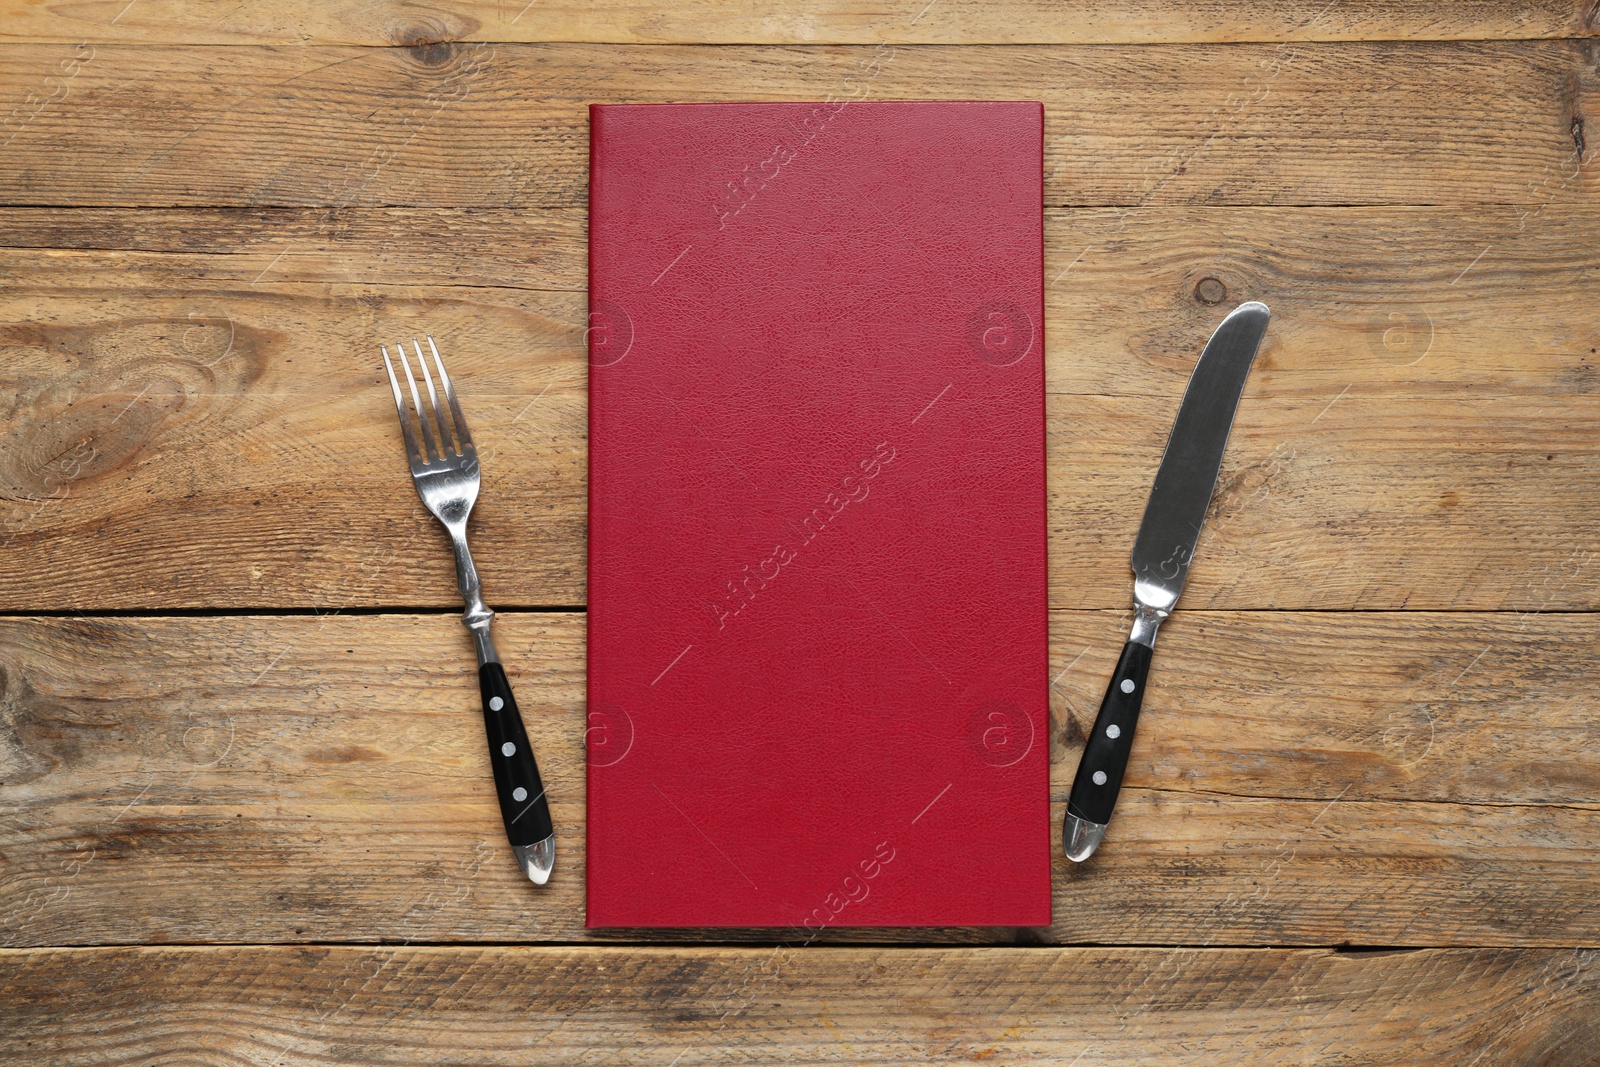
[1062,302,1271,862]
[382,336,555,884]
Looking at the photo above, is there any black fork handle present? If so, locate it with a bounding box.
[478,662,554,845]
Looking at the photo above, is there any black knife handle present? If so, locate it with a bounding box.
[478,663,553,845]
[1067,640,1153,826]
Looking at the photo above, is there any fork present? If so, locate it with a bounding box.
[381,336,555,885]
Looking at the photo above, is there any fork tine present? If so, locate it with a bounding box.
[396,339,439,464]
[426,336,473,451]
[381,345,424,466]
[412,337,455,457]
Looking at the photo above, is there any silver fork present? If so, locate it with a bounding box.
[381,336,554,885]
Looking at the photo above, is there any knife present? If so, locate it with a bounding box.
[1063,301,1271,862]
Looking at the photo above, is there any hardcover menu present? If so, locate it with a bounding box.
[587,100,1048,927]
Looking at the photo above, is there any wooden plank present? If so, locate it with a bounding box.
[2,611,1596,949]
[0,283,590,611]
[1,205,1595,612]
[0,0,1594,46]
[0,42,1594,208]
[1066,392,1600,613]
[5,203,1599,399]
[2,347,1594,613]
[2,944,1597,1065]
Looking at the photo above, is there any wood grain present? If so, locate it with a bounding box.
[2,204,1596,612]
[0,42,1594,208]
[3,611,1596,949]
[1,0,1595,45]
[4,203,1597,399]
[0,9,1594,1063]
[2,944,1596,1065]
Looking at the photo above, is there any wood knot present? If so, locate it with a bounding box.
[390,8,478,49]
[1194,277,1228,305]
[0,315,265,522]
[405,39,457,65]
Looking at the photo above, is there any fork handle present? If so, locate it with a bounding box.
[478,663,554,845]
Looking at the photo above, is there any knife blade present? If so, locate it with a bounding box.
[1063,301,1270,862]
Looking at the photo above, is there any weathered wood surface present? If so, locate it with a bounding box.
[3,611,1595,948]
[2,944,1596,1065]
[2,203,1596,612]
[2,11,1597,1062]
[2,0,1596,45]
[5,204,1596,398]
[0,42,1594,208]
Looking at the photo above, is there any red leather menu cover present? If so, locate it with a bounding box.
[587,101,1047,928]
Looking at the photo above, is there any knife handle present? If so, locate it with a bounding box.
[478,663,554,846]
[1066,641,1153,833]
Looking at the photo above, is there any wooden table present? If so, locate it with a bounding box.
[2,2,1597,1062]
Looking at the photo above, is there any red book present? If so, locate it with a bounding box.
[587,100,1048,927]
